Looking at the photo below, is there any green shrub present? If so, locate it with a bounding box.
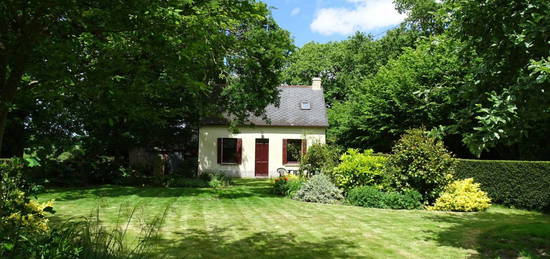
[272,175,305,197]
[384,190,424,210]
[346,186,385,208]
[28,155,123,187]
[293,174,344,204]
[454,159,550,211]
[331,149,387,193]
[346,186,423,210]
[285,178,305,197]
[207,172,233,188]
[429,178,491,212]
[386,128,455,203]
[300,144,340,176]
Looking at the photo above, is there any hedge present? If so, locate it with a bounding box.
[454,159,550,212]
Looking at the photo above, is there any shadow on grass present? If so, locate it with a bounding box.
[424,210,550,258]
[153,227,360,258]
[46,179,276,201]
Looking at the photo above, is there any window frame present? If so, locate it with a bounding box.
[282,138,307,165]
[217,138,242,165]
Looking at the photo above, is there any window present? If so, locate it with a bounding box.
[300,101,311,110]
[217,138,242,164]
[283,139,307,164]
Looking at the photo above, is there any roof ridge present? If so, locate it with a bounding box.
[279,84,312,88]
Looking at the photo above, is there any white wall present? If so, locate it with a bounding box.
[198,126,326,178]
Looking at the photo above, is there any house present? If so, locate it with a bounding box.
[198,78,328,178]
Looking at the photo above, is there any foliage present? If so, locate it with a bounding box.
[386,129,455,203]
[331,149,387,193]
[318,0,550,160]
[71,204,169,258]
[199,171,234,188]
[428,178,491,212]
[299,144,340,176]
[272,174,304,198]
[346,186,384,208]
[346,186,423,210]
[282,28,419,105]
[328,36,472,153]
[0,159,60,257]
[442,0,550,158]
[1,0,293,160]
[454,159,550,212]
[29,155,123,187]
[391,0,550,159]
[395,0,445,34]
[293,174,343,204]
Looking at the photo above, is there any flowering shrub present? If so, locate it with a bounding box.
[5,193,54,233]
[0,159,58,257]
[273,174,304,197]
[331,149,387,193]
[429,178,491,212]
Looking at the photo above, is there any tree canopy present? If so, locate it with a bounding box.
[1,0,293,158]
[285,0,550,160]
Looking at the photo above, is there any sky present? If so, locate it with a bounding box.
[262,0,406,47]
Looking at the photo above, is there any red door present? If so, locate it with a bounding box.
[255,139,269,177]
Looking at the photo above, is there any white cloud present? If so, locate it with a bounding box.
[290,7,301,16]
[310,0,406,36]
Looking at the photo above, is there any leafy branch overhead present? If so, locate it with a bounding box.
[0,0,293,157]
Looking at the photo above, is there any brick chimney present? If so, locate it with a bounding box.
[312,77,322,90]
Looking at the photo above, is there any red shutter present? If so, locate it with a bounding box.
[301,139,307,155]
[236,138,242,164]
[282,139,288,164]
[217,138,222,164]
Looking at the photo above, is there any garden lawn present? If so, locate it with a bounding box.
[39,179,550,258]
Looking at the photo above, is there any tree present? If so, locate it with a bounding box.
[441,0,550,158]
[389,0,550,159]
[328,36,473,153]
[282,28,420,106]
[0,0,293,157]
[280,40,346,105]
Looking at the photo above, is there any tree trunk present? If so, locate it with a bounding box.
[0,105,8,156]
[0,57,25,156]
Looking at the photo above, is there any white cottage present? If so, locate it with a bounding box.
[198,78,328,178]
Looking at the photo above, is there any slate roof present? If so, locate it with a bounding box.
[206,85,329,127]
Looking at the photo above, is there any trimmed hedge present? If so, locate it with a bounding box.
[454,159,550,212]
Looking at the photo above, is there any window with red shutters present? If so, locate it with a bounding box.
[283,139,307,164]
[217,138,242,164]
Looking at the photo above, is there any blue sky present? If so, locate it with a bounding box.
[262,0,406,47]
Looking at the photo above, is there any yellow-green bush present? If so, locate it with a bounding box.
[4,191,54,233]
[429,178,491,212]
[331,149,387,192]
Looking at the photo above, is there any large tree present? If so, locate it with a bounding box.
[329,0,549,159]
[281,28,419,106]
[0,0,293,157]
[328,36,474,155]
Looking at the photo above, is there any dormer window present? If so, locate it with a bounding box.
[300,101,311,110]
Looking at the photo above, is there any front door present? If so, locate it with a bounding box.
[255,139,269,177]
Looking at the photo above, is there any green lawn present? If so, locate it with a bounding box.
[38,179,550,258]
